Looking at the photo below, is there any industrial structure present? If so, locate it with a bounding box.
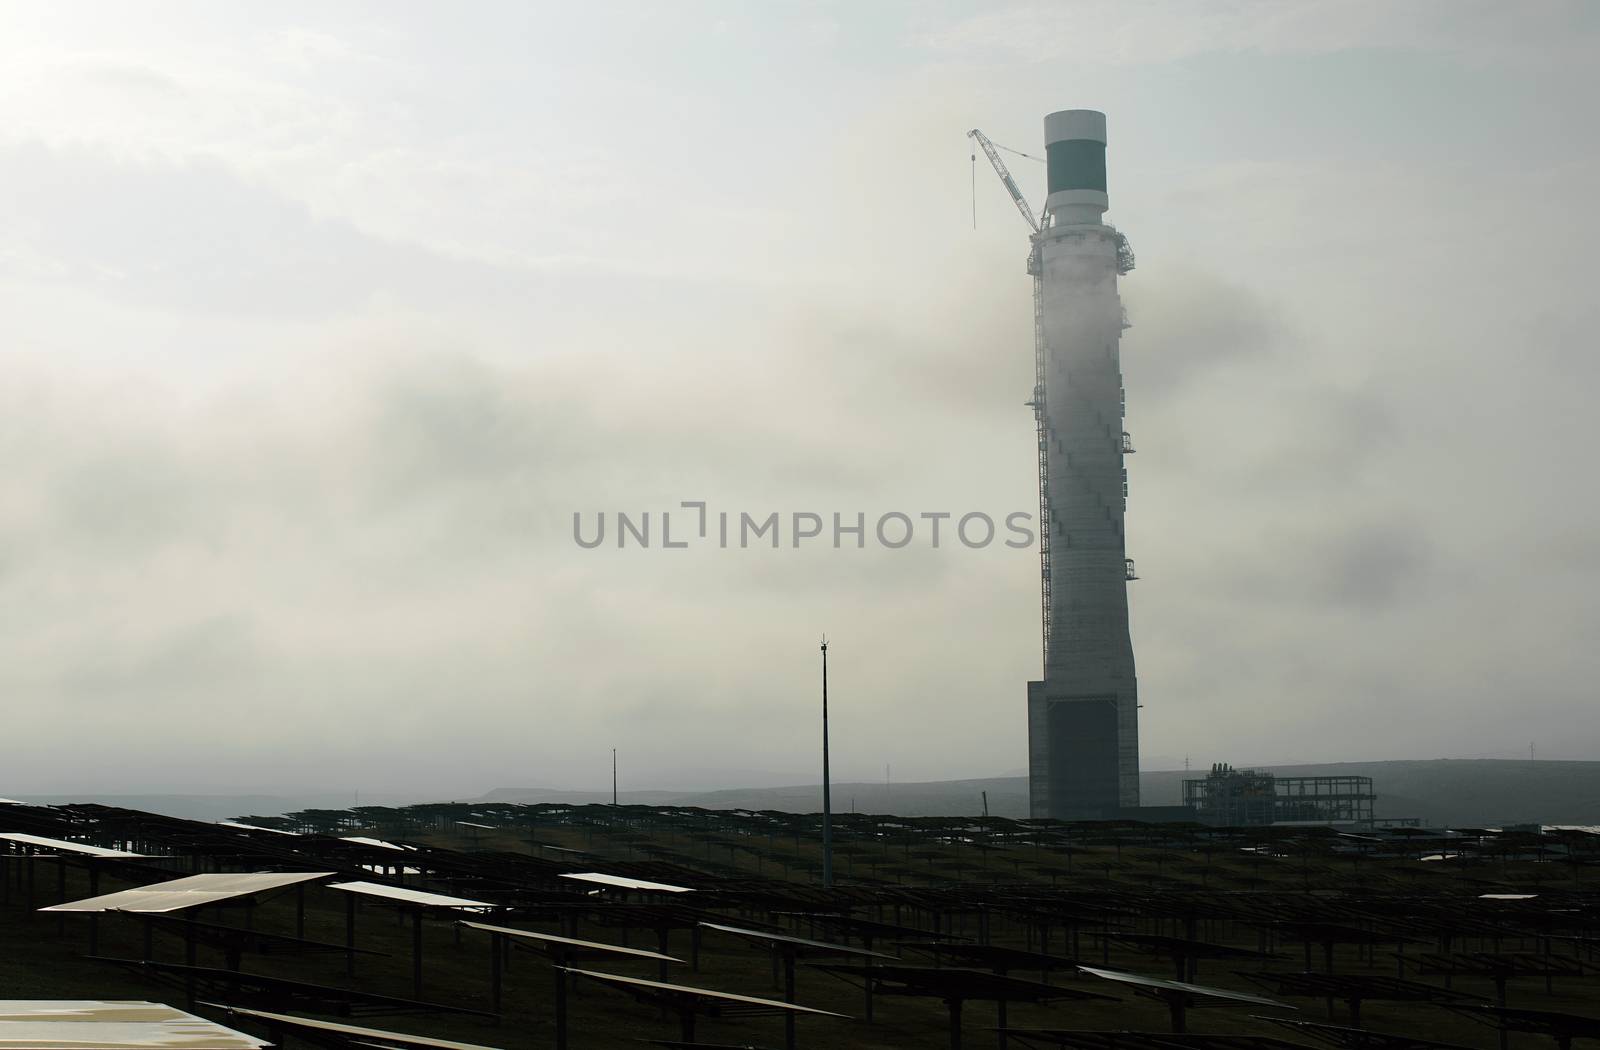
[972,110,1140,820]
[1183,763,1378,827]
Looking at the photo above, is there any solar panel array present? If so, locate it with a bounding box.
[1,798,1597,1049]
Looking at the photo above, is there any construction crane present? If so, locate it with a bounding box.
[968,129,1042,234]
[969,128,1053,669]
[969,128,1135,279]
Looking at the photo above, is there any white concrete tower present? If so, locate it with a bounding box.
[1026,109,1140,820]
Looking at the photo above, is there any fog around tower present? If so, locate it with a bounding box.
[0,2,1596,798]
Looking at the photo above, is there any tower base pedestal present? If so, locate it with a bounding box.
[1027,680,1124,821]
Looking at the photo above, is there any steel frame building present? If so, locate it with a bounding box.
[1182,764,1377,827]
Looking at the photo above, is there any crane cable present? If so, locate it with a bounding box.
[996,142,1045,164]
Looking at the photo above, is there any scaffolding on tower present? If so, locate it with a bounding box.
[969,128,1052,671]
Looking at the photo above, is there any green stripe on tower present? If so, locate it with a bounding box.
[1047,139,1107,193]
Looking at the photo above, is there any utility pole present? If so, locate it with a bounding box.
[612,749,618,806]
[821,635,833,889]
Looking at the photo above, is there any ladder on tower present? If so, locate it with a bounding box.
[1028,245,1051,668]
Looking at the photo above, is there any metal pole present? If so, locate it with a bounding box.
[995,963,1011,1050]
[821,636,833,889]
[489,932,502,1015]
[554,948,571,1050]
[86,866,101,953]
[613,749,618,807]
[184,921,197,1009]
[412,910,424,998]
[783,948,797,1050]
[345,895,356,976]
[864,934,876,1022]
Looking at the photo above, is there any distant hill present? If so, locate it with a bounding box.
[14,759,1595,826]
[0,793,427,822]
[477,787,685,807]
[490,759,1600,825]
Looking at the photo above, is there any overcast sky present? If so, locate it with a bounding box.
[2,1,1597,799]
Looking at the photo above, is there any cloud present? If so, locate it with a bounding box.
[1318,524,1430,609]
[1,4,1598,797]
[1121,264,1281,398]
[0,141,491,317]
[75,59,185,96]
[0,257,1047,794]
[915,0,1599,68]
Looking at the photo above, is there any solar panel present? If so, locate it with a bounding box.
[699,921,898,959]
[1254,1014,1480,1050]
[42,872,333,913]
[813,964,1113,1004]
[558,968,847,1017]
[327,880,493,909]
[1077,966,1291,1008]
[1405,951,1585,980]
[0,1000,268,1050]
[897,942,1079,972]
[208,1005,504,1050]
[642,1043,785,1050]
[1244,972,1461,1006]
[340,836,416,851]
[1444,1004,1600,1040]
[0,832,148,858]
[460,921,681,962]
[559,872,694,893]
[995,1030,1310,1050]
[88,959,496,1019]
[215,821,299,836]
[1103,933,1273,960]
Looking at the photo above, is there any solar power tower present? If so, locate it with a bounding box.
[1025,110,1141,820]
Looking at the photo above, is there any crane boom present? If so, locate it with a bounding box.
[968,129,1040,234]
